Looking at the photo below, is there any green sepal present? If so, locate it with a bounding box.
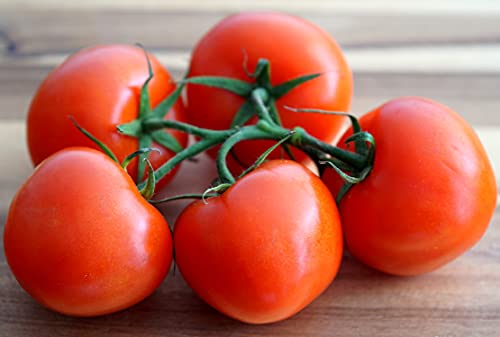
[271,73,321,99]
[151,130,183,153]
[116,119,142,137]
[69,116,119,164]
[254,59,272,90]
[139,158,156,200]
[182,76,253,96]
[230,100,255,128]
[122,147,160,171]
[137,134,153,182]
[152,82,185,119]
[137,44,154,118]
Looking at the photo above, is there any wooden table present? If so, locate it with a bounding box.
[1,1,500,336]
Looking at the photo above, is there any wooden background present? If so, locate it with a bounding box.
[1,1,500,336]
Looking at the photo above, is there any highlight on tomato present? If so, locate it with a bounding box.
[27,44,187,189]
[3,147,173,316]
[322,96,497,276]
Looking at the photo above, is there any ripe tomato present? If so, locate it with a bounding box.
[174,160,343,324]
[3,148,173,316]
[27,44,187,189]
[186,12,352,168]
[322,97,497,276]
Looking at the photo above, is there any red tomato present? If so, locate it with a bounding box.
[27,44,187,189]
[322,97,497,276]
[3,148,172,316]
[186,12,352,168]
[174,160,343,324]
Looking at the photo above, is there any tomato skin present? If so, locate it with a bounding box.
[322,97,497,276]
[27,44,187,189]
[186,12,353,166]
[174,160,343,324]
[3,148,172,316]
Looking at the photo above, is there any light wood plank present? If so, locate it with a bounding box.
[4,0,500,14]
[5,45,500,73]
[2,63,499,126]
[1,10,499,56]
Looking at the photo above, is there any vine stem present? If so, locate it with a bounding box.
[138,118,370,189]
[143,119,229,138]
[137,131,235,190]
[216,124,286,184]
[291,128,367,170]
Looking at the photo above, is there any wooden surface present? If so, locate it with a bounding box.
[1,1,500,336]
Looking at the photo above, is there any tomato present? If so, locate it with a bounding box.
[174,160,343,324]
[322,97,497,276]
[27,44,187,189]
[3,148,172,316]
[186,12,352,168]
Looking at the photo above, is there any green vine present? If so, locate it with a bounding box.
[75,50,375,204]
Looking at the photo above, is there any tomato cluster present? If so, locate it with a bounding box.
[3,12,496,324]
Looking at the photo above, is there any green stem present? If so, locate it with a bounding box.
[150,193,218,204]
[216,125,284,184]
[137,135,234,190]
[251,88,274,124]
[143,118,229,139]
[291,127,367,170]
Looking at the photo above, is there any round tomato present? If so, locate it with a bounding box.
[322,97,497,276]
[186,12,352,168]
[3,148,172,316]
[174,160,343,324]
[27,44,187,189]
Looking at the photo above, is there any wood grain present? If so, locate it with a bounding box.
[1,1,500,336]
[2,63,500,126]
[1,10,500,55]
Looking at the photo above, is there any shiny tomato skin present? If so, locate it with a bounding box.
[186,12,353,166]
[174,160,343,324]
[3,148,173,316]
[322,97,497,276]
[27,44,187,189]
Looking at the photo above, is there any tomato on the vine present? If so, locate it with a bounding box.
[27,44,187,189]
[174,160,343,324]
[322,97,497,276]
[186,12,352,168]
[3,148,172,316]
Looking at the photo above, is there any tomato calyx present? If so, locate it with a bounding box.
[182,58,319,129]
[116,45,185,182]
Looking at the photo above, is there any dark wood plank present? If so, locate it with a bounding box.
[1,209,499,337]
[0,121,499,337]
